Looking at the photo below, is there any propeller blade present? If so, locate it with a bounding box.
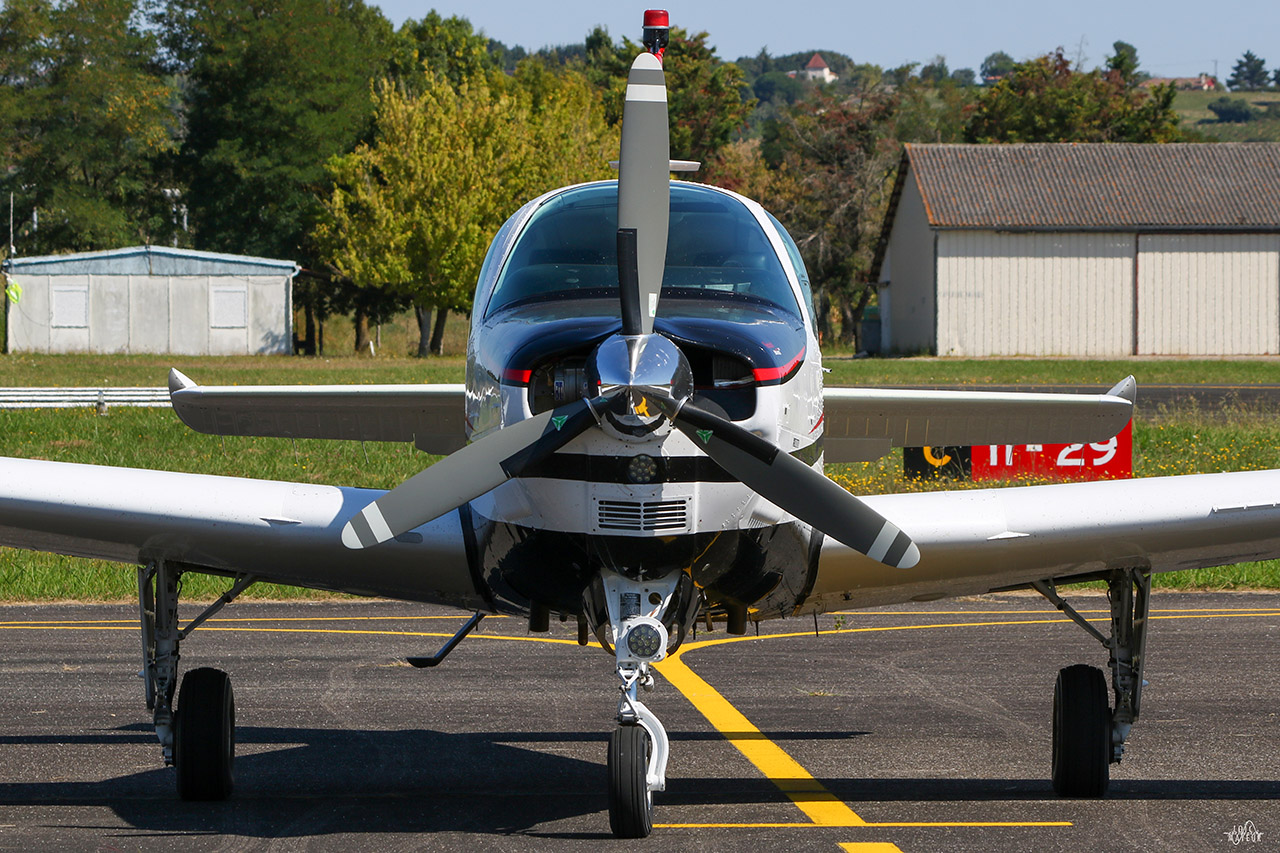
[617,52,670,336]
[341,400,599,549]
[669,401,920,569]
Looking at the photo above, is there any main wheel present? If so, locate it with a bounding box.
[608,724,653,838]
[174,667,235,801]
[1051,664,1111,797]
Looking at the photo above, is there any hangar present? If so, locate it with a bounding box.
[873,142,1280,356]
[2,246,298,355]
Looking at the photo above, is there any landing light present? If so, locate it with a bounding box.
[626,621,664,660]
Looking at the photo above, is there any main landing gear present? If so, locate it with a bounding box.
[595,569,678,838]
[1034,567,1151,797]
[138,561,255,801]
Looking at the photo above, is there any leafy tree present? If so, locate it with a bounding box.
[753,70,806,105]
[950,68,977,87]
[159,0,396,352]
[1106,40,1143,85]
[580,26,753,177]
[919,56,950,86]
[0,0,177,255]
[1207,96,1260,123]
[965,49,1182,143]
[755,92,900,346]
[980,51,1015,82]
[390,11,494,90]
[1227,51,1269,91]
[316,66,616,356]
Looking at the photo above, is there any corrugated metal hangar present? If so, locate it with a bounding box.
[2,246,298,355]
[873,143,1280,356]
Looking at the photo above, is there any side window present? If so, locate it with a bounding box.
[766,212,815,319]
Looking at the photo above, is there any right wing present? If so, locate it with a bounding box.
[168,369,467,454]
[0,455,482,608]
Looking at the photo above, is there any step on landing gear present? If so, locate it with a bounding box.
[138,561,255,801]
[1035,568,1150,797]
[596,569,678,838]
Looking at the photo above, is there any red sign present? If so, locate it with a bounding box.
[970,421,1133,482]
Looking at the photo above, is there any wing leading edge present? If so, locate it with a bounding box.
[821,376,1135,462]
[0,456,480,608]
[806,468,1280,612]
[167,369,467,454]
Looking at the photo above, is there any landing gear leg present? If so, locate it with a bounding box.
[596,570,677,838]
[1035,568,1151,797]
[137,563,255,799]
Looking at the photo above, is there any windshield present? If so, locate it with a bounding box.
[485,183,801,318]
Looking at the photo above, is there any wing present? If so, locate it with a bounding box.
[821,377,1135,462]
[804,468,1280,612]
[0,456,482,608]
[168,369,467,454]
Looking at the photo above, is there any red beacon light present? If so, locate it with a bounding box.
[642,9,669,59]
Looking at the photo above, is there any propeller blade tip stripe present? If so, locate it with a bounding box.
[897,542,922,570]
[865,521,902,564]
[361,501,395,543]
[625,82,667,103]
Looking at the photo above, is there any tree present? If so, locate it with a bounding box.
[580,26,753,178]
[0,0,177,255]
[316,66,617,356]
[950,68,977,87]
[919,55,950,86]
[1227,51,1269,91]
[980,51,1015,82]
[756,92,900,346]
[965,49,1182,143]
[159,0,396,352]
[1105,40,1142,85]
[1207,96,1260,123]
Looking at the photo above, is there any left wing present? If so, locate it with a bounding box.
[821,377,1135,462]
[805,468,1280,612]
[168,369,467,454]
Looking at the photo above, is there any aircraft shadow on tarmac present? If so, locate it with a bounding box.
[0,725,1275,837]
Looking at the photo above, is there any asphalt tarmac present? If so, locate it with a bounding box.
[0,594,1276,852]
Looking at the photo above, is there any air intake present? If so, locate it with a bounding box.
[597,499,688,532]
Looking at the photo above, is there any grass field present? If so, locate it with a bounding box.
[1,351,1279,599]
[1171,89,1280,141]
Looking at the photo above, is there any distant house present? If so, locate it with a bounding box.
[789,53,838,84]
[1140,73,1218,91]
[873,143,1280,356]
[2,246,298,355]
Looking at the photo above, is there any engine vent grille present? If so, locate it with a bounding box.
[597,499,689,532]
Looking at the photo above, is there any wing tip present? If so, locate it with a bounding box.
[1107,375,1137,404]
[168,368,195,395]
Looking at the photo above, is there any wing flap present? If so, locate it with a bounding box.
[822,377,1135,462]
[806,468,1280,612]
[168,369,467,454]
[0,456,481,607]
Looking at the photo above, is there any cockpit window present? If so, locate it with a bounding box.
[485,183,802,318]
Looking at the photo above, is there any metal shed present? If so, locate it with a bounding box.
[2,246,298,356]
[873,143,1280,356]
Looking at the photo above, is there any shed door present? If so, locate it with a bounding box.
[1137,234,1280,355]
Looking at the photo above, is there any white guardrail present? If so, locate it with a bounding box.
[0,387,171,409]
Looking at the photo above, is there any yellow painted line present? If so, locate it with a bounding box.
[657,821,1071,829]
[828,608,1280,616]
[0,614,508,626]
[656,651,867,826]
[840,844,904,853]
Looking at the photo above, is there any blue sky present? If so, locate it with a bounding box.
[373,1,1276,81]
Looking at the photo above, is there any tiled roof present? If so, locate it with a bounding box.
[903,142,1280,229]
[805,53,829,70]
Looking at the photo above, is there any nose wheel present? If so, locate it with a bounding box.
[608,723,653,837]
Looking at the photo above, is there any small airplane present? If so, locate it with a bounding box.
[3,10,1280,839]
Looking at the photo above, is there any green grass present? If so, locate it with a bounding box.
[1,353,1280,598]
[1170,89,1280,141]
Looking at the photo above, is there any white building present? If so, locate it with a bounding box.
[2,246,298,355]
[873,143,1280,356]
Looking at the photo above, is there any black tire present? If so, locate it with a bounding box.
[608,724,653,838]
[1051,664,1111,797]
[174,667,235,801]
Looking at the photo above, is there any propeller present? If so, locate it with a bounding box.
[340,45,919,570]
